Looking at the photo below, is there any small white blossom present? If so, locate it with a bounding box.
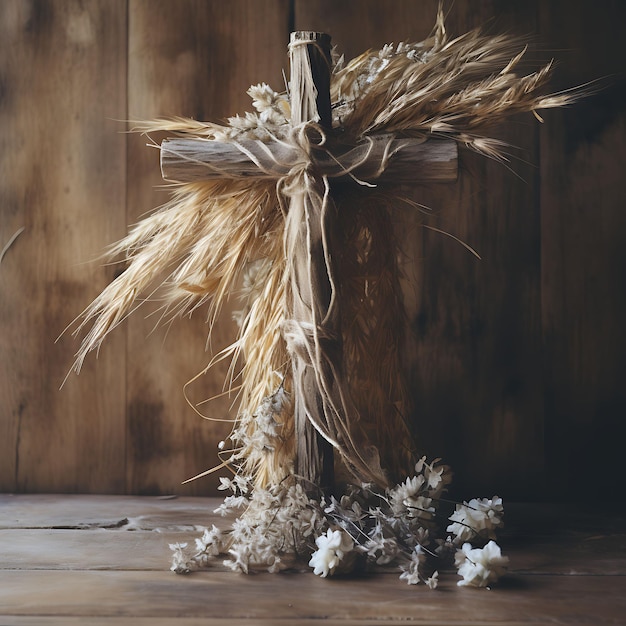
[168,450,503,589]
[425,570,439,589]
[365,535,400,565]
[405,495,434,520]
[399,546,425,585]
[194,524,223,556]
[447,497,504,543]
[217,476,234,491]
[169,542,190,574]
[424,460,446,490]
[309,529,354,577]
[455,541,509,588]
[267,555,285,574]
[213,494,247,516]
[233,474,251,494]
[389,475,425,515]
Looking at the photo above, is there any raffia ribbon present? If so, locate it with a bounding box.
[279,120,390,487]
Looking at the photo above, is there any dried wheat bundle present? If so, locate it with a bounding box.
[71,7,578,490]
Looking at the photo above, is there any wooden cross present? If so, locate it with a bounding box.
[159,32,457,491]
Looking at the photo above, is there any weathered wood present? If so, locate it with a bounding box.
[0,0,127,493]
[295,0,545,499]
[160,136,458,183]
[0,494,221,530]
[285,31,336,490]
[125,0,291,495]
[0,614,492,626]
[2,496,625,576]
[0,496,625,623]
[0,529,178,571]
[539,0,626,500]
[1,569,625,622]
[0,620,488,626]
[1,0,625,502]
[412,3,544,499]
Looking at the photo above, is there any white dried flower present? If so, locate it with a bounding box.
[425,570,439,589]
[213,494,247,516]
[169,453,503,590]
[194,525,223,556]
[455,541,509,588]
[424,460,446,490]
[224,544,252,574]
[169,542,190,574]
[309,529,354,577]
[247,82,289,120]
[365,535,400,565]
[399,546,425,585]
[389,475,425,515]
[447,497,504,543]
[217,82,290,141]
[233,474,251,494]
[405,495,434,520]
[217,476,233,491]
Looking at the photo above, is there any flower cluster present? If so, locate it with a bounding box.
[447,497,504,544]
[455,541,509,588]
[318,457,451,587]
[174,476,324,575]
[218,384,293,489]
[170,456,509,589]
[215,83,290,142]
[332,41,435,127]
[212,39,442,141]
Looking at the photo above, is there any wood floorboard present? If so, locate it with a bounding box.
[0,529,184,571]
[1,569,624,623]
[0,615,580,626]
[0,494,219,530]
[2,528,625,575]
[0,495,623,624]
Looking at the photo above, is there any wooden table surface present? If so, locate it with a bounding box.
[1,495,624,625]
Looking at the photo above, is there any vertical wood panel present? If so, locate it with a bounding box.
[125,0,290,494]
[295,0,543,499]
[0,0,127,492]
[415,1,544,499]
[2,1,624,498]
[539,1,626,499]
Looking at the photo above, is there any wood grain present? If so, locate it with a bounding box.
[1,1,624,500]
[160,136,458,183]
[125,0,291,495]
[1,569,624,623]
[1,621,523,626]
[1,620,521,626]
[539,0,626,500]
[3,496,624,576]
[294,1,544,499]
[0,496,624,624]
[0,0,127,492]
[0,493,221,529]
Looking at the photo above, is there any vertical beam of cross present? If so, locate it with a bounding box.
[285,32,335,492]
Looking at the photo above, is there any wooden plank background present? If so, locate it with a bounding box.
[1,0,624,500]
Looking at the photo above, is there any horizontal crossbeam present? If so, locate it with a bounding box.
[160,135,458,184]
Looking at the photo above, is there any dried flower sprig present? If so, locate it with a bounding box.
[171,456,509,588]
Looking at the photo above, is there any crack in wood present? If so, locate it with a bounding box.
[16,519,131,531]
